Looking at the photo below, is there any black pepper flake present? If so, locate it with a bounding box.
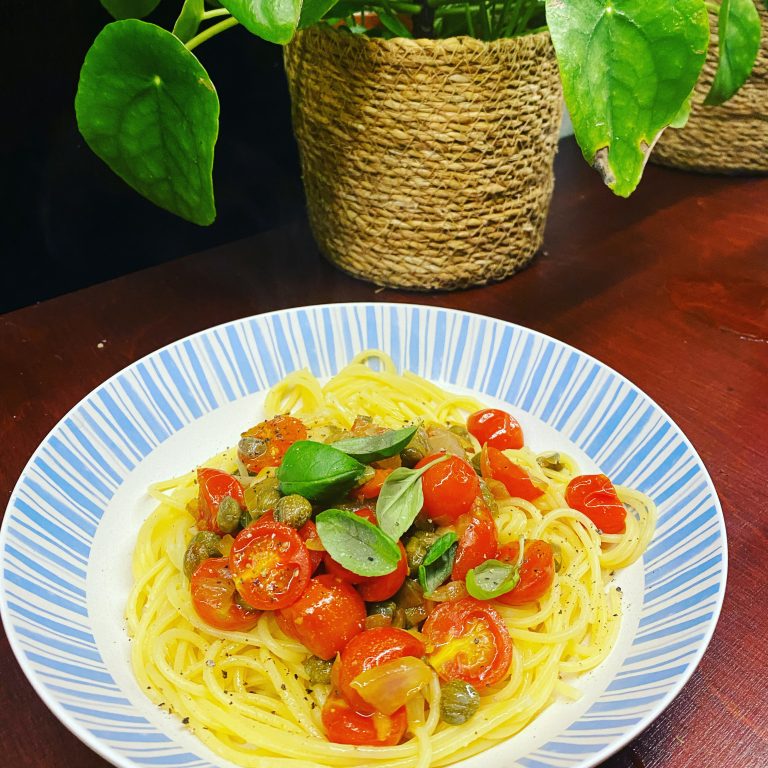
[305,688,313,694]
[294,673,299,680]
[616,587,622,593]
[222,671,228,679]
[280,683,287,691]
[271,710,276,715]
[311,702,316,709]
[182,717,190,725]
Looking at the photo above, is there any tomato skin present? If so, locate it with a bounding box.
[322,690,407,746]
[422,597,512,689]
[298,520,323,574]
[451,498,499,582]
[277,574,366,659]
[416,453,480,526]
[565,474,626,534]
[229,519,311,610]
[337,627,426,714]
[353,468,392,501]
[196,468,245,534]
[467,409,524,450]
[356,542,408,602]
[496,540,555,605]
[323,508,378,584]
[190,557,260,632]
[480,446,544,502]
[239,415,307,474]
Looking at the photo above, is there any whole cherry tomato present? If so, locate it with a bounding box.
[467,409,524,450]
[422,597,512,689]
[480,446,544,501]
[356,542,408,602]
[496,539,555,605]
[416,453,480,526]
[229,519,311,610]
[451,498,499,582]
[337,626,426,714]
[238,415,307,474]
[190,557,260,632]
[277,574,366,659]
[353,468,393,501]
[196,467,245,534]
[565,474,626,534]
[321,690,407,746]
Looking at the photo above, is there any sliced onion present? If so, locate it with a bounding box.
[405,692,426,728]
[484,477,511,501]
[350,657,433,715]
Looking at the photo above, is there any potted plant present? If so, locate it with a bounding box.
[76,0,761,289]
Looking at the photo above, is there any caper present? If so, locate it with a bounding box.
[405,530,439,575]
[238,436,269,463]
[367,600,396,620]
[303,656,334,684]
[216,495,242,533]
[479,479,499,516]
[274,494,313,529]
[440,680,480,725]
[400,427,430,467]
[537,451,564,472]
[244,477,281,520]
[183,531,222,579]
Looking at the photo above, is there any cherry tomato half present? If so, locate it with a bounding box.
[229,519,311,610]
[238,415,307,474]
[196,467,245,535]
[357,542,408,602]
[321,690,407,746]
[190,557,260,632]
[496,539,555,605]
[353,468,393,501]
[422,597,512,689]
[565,474,626,534]
[337,626,426,714]
[467,409,524,450]
[298,519,323,574]
[416,453,480,526]
[277,574,366,659]
[480,446,544,502]
[451,498,499,582]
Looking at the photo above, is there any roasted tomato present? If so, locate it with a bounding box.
[190,557,260,632]
[496,539,555,605]
[337,626,426,714]
[416,453,480,526]
[467,409,524,450]
[565,474,626,534]
[277,574,366,659]
[422,597,512,689]
[480,446,544,502]
[229,518,311,610]
[321,690,407,746]
[196,467,245,534]
[298,519,323,574]
[353,468,393,501]
[451,498,499,582]
[356,542,408,602]
[238,415,307,474]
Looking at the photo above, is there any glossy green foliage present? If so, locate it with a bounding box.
[219,0,302,43]
[100,0,162,19]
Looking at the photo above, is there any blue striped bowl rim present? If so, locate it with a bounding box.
[0,302,726,768]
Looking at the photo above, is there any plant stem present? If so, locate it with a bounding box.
[705,0,720,12]
[201,8,231,19]
[185,16,240,51]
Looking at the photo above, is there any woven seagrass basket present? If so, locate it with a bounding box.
[284,26,562,290]
[652,5,768,174]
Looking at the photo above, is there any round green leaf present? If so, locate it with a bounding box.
[75,20,219,225]
[546,0,710,197]
[219,0,301,43]
[705,0,762,106]
[100,0,162,19]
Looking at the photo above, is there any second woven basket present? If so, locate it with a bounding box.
[284,27,563,291]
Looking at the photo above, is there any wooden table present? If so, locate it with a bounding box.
[1,139,766,768]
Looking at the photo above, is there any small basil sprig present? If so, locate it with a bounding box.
[376,454,449,541]
[277,441,365,501]
[465,559,520,600]
[331,425,419,464]
[418,532,458,595]
[315,509,400,577]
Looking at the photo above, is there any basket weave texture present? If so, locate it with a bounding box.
[284,27,563,290]
[652,5,768,174]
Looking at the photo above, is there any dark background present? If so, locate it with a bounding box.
[1,1,304,314]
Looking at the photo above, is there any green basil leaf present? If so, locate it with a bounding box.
[465,559,520,600]
[376,454,448,541]
[331,425,419,464]
[100,0,162,19]
[546,0,710,196]
[219,0,301,43]
[277,441,365,501]
[173,0,206,41]
[705,0,762,106]
[299,0,340,26]
[75,20,218,225]
[316,509,401,576]
[418,534,458,595]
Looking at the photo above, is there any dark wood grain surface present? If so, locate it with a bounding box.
[1,138,767,768]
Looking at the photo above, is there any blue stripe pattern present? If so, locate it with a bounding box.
[0,303,726,768]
